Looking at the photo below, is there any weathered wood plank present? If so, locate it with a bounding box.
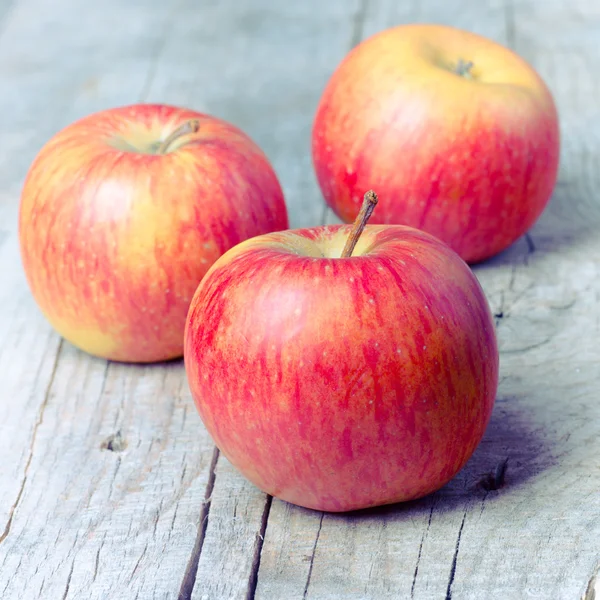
[0,237,62,544]
[191,456,271,600]
[253,500,324,600]
[0,0,219,598]
[256,0,600,599]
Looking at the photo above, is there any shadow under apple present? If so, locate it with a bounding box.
[335,392,558,520]
[473,169,600,272]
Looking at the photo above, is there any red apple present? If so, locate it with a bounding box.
[19,103,288,363]
[184,191,499,512]
[312,23,560,263]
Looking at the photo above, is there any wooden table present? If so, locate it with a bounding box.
[1,0,599,598]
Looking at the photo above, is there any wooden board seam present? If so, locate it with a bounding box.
[178,447,220,600]
[0,339,63,545]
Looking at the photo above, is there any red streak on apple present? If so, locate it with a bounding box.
[184,208,499,512]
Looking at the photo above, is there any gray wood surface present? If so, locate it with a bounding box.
[0,0,218,598]
[0,0,598,599]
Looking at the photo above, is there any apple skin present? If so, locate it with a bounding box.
[19,103,288,363]
[311,24,560,264]
[184,224,499,512]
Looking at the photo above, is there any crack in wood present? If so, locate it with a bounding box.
[302,512,324,600]
[177,446,219,600]
[92,532,106,583]
[180,457,188,484]
[411,502,435,598]
[500,337,552,355]
[181,403,189,432]
[366,556,375,589]
[129,542,149,583]
[0,340,63,545]
[245,494,273,600]
[152,499,164,540]
[445,509,468,600]
[106,456,122,501]
[1,574,10,597]
[169,499,180,537]
[584,565,598,600]
[61,557,75,600]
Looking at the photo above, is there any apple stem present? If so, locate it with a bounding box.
[157,119,200,154]
[340,190,379,258]
[454,59,474,78]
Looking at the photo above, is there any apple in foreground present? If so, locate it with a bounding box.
[312,23,560,264]
[19,103,288,363]
[184,191,499,512]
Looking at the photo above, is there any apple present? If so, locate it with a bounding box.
[19,103,288,363]
[184,191,499,512]
[311,23,560,264]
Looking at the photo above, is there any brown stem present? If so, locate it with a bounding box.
[157,119,200,154]
[454,59,474,78]
[341,190,379,258]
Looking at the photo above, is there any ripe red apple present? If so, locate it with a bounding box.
[312,23,560,264]
[19,103,288,363]
[184,191,499,512]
